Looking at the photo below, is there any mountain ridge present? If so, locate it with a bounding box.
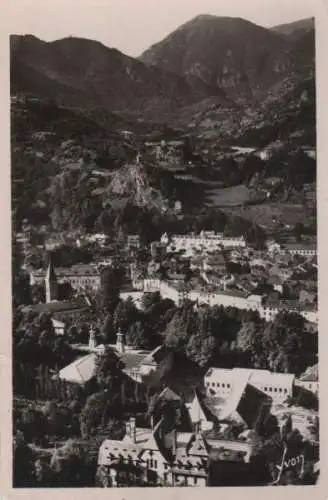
[10,34,230,118]
[271,17,314,40]
[139,14,314,105]
[11,14,315,118]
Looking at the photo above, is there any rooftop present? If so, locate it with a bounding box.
[205,367,295,384]
[120,351,150,372]
[186,390,216,424]
[22,297,91,314]
[98,421,165,466]
[299,364,318,382]
[57,353,97,385]
[284,243,317,251]
[141,345,172,366]
[32,264,100,277]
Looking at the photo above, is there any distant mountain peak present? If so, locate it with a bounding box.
[271,17,314,40]
[140,15,304,104]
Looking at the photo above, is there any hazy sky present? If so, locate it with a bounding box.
[7,0,316,57]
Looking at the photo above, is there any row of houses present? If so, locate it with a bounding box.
[140,279,318,324]
[161,231,247,252]
[267,240,317,258]
[160,232,316,258]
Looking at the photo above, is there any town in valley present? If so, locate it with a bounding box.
[11,11,318,488]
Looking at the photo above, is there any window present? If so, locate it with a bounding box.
[164,473,168,482]
[154,460,158,469]
[279,388,282,392]
[194,477,198,485]
[217,383,220,387]
[269,387,272,392]
[222,383,225,388]
[164,463,168,470]
[274,388,277,392]
[212,382,215,387]
[284,388,288,393]
[264,387,267,392]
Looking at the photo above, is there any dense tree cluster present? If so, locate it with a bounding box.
[160,303,317,376]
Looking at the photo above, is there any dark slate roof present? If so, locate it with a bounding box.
[23,297,90,314]
[141,345,172,366]
[284,243,316,251]
[157,387,182,402]
[120,352,149,371]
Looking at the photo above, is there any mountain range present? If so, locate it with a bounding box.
[11,14,315,121]
[10,34,226,118]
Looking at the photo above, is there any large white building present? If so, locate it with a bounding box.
[204,367,295,404]
[161,231,246,254]
[141,279,317,323]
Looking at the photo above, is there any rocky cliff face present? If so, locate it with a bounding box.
[104,163,167,210]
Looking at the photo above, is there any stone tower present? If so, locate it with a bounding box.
[45,253,58,303]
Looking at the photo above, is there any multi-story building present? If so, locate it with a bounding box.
[30,263,101,291]
[140,279,317,323]
[97,414,256,487]
[204,367,295,404]
[161,231,246,254]
[97,418,210,487]
[282,243,317,258]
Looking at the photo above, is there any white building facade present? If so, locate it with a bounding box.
[204,367,295,404]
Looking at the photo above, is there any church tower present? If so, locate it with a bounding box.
[45,253,58,303]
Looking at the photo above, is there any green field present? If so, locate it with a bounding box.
[205,184,252,207]
[222,203,314,230]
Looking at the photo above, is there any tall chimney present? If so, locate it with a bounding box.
[125,421,131,438]
[172,429,177,458]
[130,417,136,444]
[89,327,97,349]
[116,329,125,353]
